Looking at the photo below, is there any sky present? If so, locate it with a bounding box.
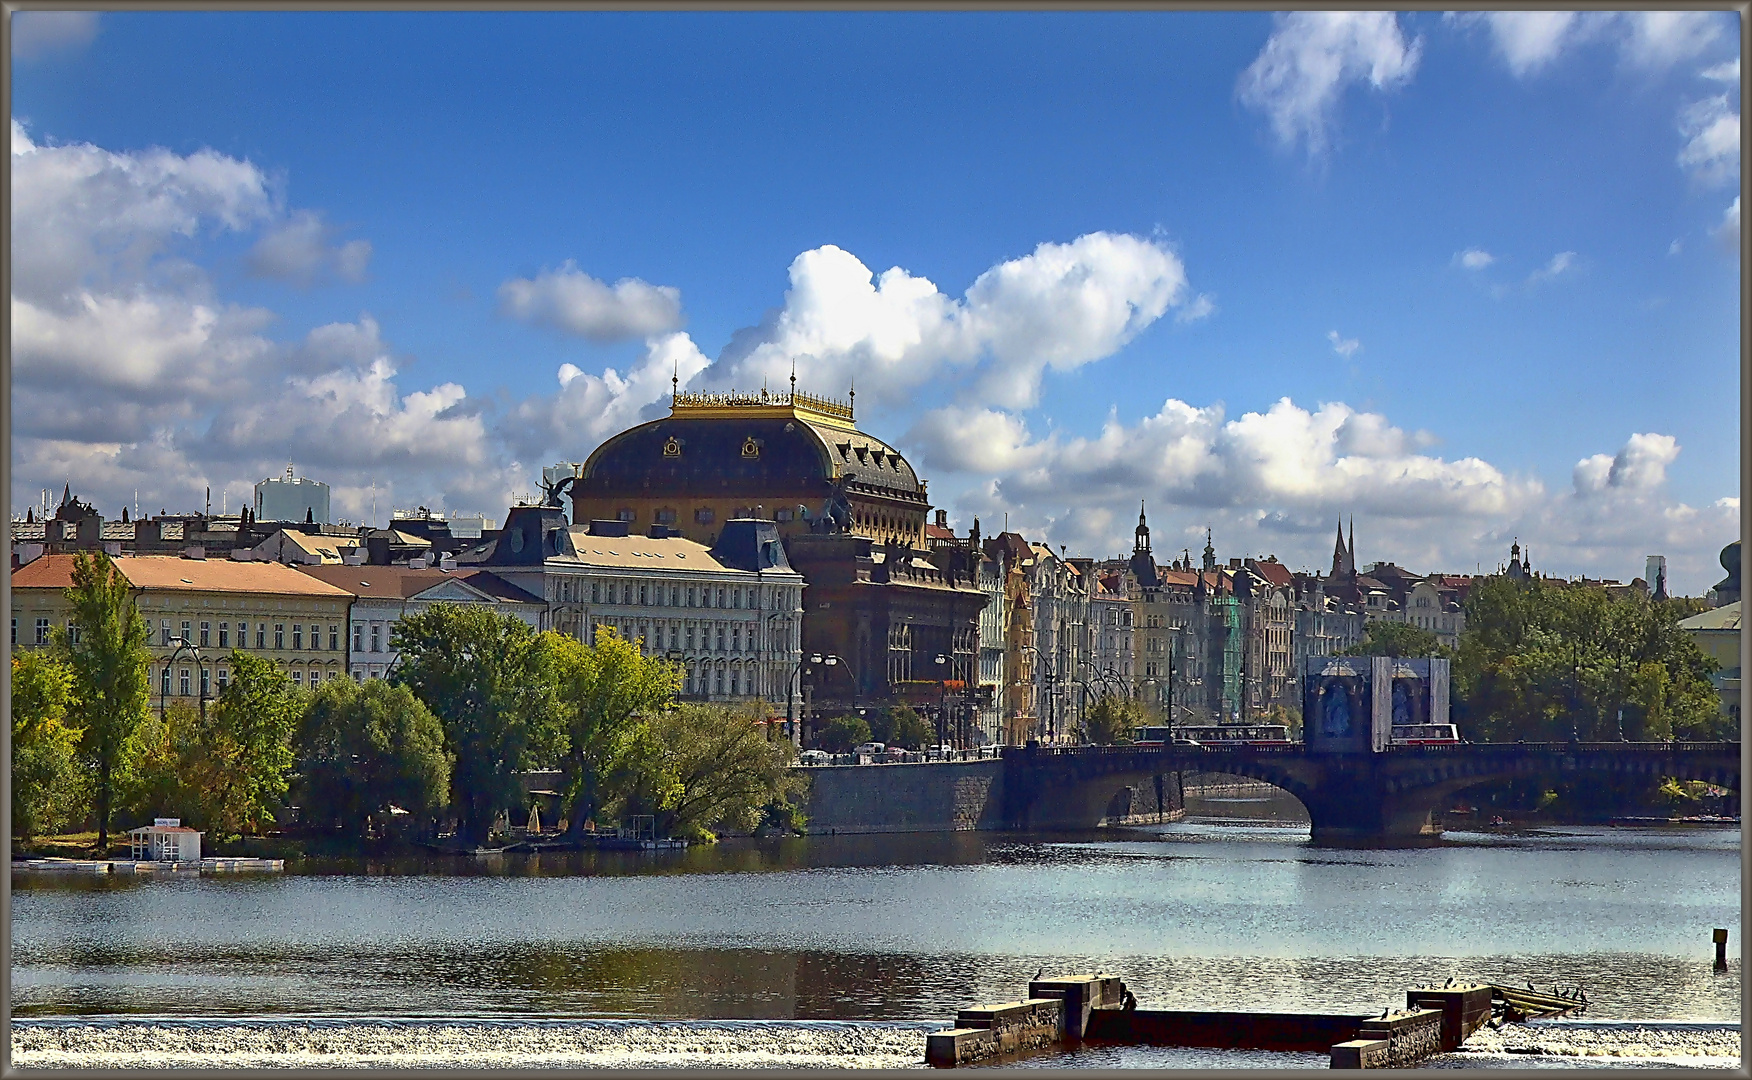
[8,10,1743,594]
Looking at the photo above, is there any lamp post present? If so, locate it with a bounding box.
[791,652,842,747]
[162,636,206,722]
[932,652,951,752]
[1021,643,1055,745]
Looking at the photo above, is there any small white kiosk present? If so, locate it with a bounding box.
[127,818,203,863]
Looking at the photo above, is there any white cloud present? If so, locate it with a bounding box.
[498,261,684,342]
[1677,94,1740,187]
[247,210,373,285]
[906,406,1048,476]
[501,331,711,463]
[1327,330,1360,358]
[1175,292,1216,324]
[1237,12,1422,156]
[11,11,99,60]
[1715,196,1741,250]
[1571,432,1680,495]
[1669,238,1683,256]
[1460,11,1726,76]
[1700,58,1740,83]
[709,232,1191,411]
[1455,248,1494,270]
[1527,250,1577,283]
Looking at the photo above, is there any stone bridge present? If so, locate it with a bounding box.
[999,741,1741,843]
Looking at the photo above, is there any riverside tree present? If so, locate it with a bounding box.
[816,714,870,754]
[1343,621,1446,659]
[10,651,86,840]
[1452,576,1724,742]
[191,652,304,838]
[296,678,451,840]
[1083,694,1142,745]
[54,551,152,852]
[613,702,807,842]
[549,626,681,840]
[391,605,563,846]
[868,704,933,750]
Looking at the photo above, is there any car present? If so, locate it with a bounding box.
[1172,737,1201,747]
[852,742,886,758]
[798,749,832,765]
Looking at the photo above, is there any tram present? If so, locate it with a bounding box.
[1388,723,1462,745]
[1132,724,1294,746]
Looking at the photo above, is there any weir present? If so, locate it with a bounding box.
[926,975,1498,1069]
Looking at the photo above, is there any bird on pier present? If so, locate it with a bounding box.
[1444,976,1455,988]
[1034,967,1044,980]
[1527,982,1536,992]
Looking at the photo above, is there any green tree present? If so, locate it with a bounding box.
[54,551,152,852]
[1452,576,1724,743]
[869,704,934,750]
[296,678,451,840]
[118,702,204,831]
[816,714,871,754]
[189,652,304,839]
[550,626,681,840]
[391,605,564,845]
[614,703,808,842]
[10,652,86,840]
[1344,620,1445,658]
[1084,694,1142,745]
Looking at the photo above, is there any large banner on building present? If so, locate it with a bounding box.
[1370,657,1394,753]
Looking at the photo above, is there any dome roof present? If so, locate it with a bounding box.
[575,389,923,499]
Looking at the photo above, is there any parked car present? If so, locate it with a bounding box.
[799,749,833,765]
[852,742,886,758]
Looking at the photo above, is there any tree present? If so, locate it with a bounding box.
[1452,576,1724,743]
[391,605,564,845]
[54,551,152,852]
[614,703,808,842]
[11,652,86,840]
[118,703,203,831]
[549,627,680,840]
[1344,621,1445,658]
[817,714,871,753]
[296,678,451,840]
[188,652,304,839]
[868,704,933,750]
[1084,694,1141,745]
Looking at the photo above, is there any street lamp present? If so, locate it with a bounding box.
[932,653,954,753]
[1021,643,1056,745]
[162,636,207,722]
[790,652,842,747]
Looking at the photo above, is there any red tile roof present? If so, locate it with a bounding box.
[11,554,351,597]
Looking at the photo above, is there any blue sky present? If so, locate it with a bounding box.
[9,10,1742,592]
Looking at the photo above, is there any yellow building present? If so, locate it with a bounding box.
[10,553,353,706]
[1678,601,1742,724]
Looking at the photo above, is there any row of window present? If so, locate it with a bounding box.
[682,659,766,698]
[607,619,791,656]
[559,579,796,611]
[157,619,339,652]
[157,662,345,698]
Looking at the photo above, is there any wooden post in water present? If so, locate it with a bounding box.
[1713,928,1728,971]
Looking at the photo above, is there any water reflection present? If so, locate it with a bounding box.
[11,823,1739,1025]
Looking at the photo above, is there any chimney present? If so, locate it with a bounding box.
[935,509,948,528]
[438,552,456,570]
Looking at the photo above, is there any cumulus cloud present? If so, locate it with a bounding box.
[1714,196,1741,250]
[1572,432,1680,495]
[1454,248,1494,270]
[8,124,520,523]
[247,210,373,285]
[498,261,684,341]
[1677,94,1740,187]
[1237,12,1422,156]
[1175,292,1216,324]
[1527,251,1577,284]
[708,232,1190,411]
[1327,330,1359,358]
[1458,11,1727,76]
[11,11,99,60]
[500,331,711,463]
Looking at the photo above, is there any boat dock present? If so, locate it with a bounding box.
[12,857,284,875]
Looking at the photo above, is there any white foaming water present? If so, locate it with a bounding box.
[13,1017,1741,1070]
[10,1019,937,1070]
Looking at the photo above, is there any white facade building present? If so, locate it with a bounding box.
[255,464,331,524]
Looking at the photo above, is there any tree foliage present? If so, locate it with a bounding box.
[549,626,681,837]
[10,652,86,839]
[612,703,807,841]
[190,651,304,838]
[868,704,934,750]
[391,605,563,845]
[1083,694,1142,745]
[1452,576,1725,742]
[1344,620,1446,658]
[296,678,451,839]
[54,551,152,850]
[816,714,871,753]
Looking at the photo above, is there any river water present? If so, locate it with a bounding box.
[9,790,1742,1068]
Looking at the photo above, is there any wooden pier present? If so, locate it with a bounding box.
[12,857,284,875]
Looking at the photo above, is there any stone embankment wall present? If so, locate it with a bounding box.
[798,760,1005,834]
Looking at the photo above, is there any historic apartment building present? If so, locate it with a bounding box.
[10,553,354,706]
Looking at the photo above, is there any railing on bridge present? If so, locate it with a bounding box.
[1001,740,1737,759]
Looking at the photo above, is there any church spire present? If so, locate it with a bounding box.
[1332,517,1348,577]
[1347,516,1355,575]
[1134,500,1151,554]
[1202,527,1216,573]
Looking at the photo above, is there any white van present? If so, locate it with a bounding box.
[852,742,885,758]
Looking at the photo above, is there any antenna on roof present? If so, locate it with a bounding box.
[672,358,679,399]
[790,360,797,397]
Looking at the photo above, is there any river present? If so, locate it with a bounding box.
[9,790,1741,1068]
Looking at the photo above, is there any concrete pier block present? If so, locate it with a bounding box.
[1405,985,1493,1050]
[930,997,1066,1066]
[1028,975,1126,1038]
[1329,1038,1390,1069]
